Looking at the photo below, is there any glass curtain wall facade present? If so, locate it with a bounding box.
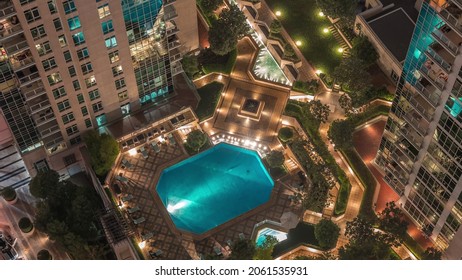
[121,0,176,105]
[0,0,63,153]
[376,0,462,255]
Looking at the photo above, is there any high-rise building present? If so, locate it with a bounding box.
[0,0,198,176]
[375,0,462,259]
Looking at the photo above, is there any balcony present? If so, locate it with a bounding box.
[391,150,413,173]
[40,126,61,141]
[427,42,454,73]
[29,98,51,114]
[414,80,441,107]
[32,108,56,126]
[166,20,179,37]
[401,90,435,121]
[419,65,446,90]
[398,124,423,148]
[9,50,34,71]
[163,4,178,21]
[0,1,15,21]
[169,47,181,63]
[171,61,183,76]
[438,3,462,37]
[16,65,40,85]
[431,27,459,56]
[21,81,46,101]
[385,164,409,185]
[0,20,23,40]
[3,33,28,55]
[384,172,406,195]
[402,110,429,136]
[167,34,181,50]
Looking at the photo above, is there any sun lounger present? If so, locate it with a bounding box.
[151,141,161,153]
[121,194,133,202]
[133,217,146,225]
[121,158,133,168]
[227,239,233,247]
[139,146,148,159]
[115,175,128,183]
[239,233,245,240]
[128,206,140,214]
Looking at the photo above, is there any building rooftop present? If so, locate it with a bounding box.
[367,8,415,62]
[379,0,419,22]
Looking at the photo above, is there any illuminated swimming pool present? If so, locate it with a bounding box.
[156,143,274,234]
[256,228,288,246]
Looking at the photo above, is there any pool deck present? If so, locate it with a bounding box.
[112,137,302,259]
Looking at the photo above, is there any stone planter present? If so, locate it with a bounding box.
[18,217,35,236]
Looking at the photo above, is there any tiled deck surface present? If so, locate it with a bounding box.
[114,137,302,259]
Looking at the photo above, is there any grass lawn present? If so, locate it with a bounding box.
[199,48,237,75]
[265,0,343,74]
[195,82,224,121]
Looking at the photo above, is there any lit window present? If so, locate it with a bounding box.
[112,65,123,77]
[47,72,62,86]
[48,1,57,14]
[95,114,107,126]
[118,90,128,102]
[36,41,52,56]
[58,35,67,47]
[85,75,96,88]
[98,4,110,19]
[105,36,117,49]
[67,16,81,31]
[108,50,119,63]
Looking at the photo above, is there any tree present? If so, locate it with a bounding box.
[181,54,199,79]
[328,119,355,150]
[333,56,371,93]
[338,217,399,260]
[254,235,278,260]
[278,127,294,142]
[351,36,379,67]
[209,5,249,55]
[186,130,208,152]
[270,19,282,34]
[338,94,353,115]
[29,170,60,199]
[229,239,256,260]
[309,100,330,123]
[378,201,409,241]
[316,0,357,25]
[266,150,284,168]
[422,247,442,260]
[314,219,340,249]
[84,130,119,176]
[200,0,222,15]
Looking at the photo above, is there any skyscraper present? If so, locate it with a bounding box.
[0,0,197,176]
[375,0,462,259]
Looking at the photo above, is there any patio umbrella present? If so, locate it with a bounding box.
[280,211,299,229]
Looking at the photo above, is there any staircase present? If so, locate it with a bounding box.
[329,25,351,58]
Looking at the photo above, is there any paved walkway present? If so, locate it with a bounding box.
[0,188,69,260]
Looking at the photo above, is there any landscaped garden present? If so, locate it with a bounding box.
[195,81,224,121]
[264,0,343,74]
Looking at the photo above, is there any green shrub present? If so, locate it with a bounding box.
[278,127,294,142]
[200,48,237,74]
[37,250,52,260]
[18,217,33,233]
[1,187,17,201]
[195,82,224,120]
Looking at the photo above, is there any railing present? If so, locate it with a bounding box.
[401,90,434,121]
[18,72,40,84]
[0,24,23,39]
[438,8,462,35]
[10,56,34,70]
[39,124,60,138]
[35,113,56,126]
[426,46,452,72]
[414,81,440,107]
[431,29,459,55]
[452,0,462,10]
[398,126,423,149]
[391,152,413,173]
[23,86,45,100]
[385,165,409,185]
[164,11,178,21]
[419,66,446,90]
[402,112,428,136]
[29,99,51,114]
[0,5,15,20]
[5,39,28,54]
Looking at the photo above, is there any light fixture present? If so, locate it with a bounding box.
[128,148,137,156]
[275,10,281,17]
[337,47,344,53]
[295,40,302,46]
[315,70,322,75]
[318,11,325,17]
[323,28,329,33]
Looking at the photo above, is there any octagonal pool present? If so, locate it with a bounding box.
[156,143,274,234]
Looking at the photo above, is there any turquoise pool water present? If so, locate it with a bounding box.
[156,143,274,234]
[256,228,287,247]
